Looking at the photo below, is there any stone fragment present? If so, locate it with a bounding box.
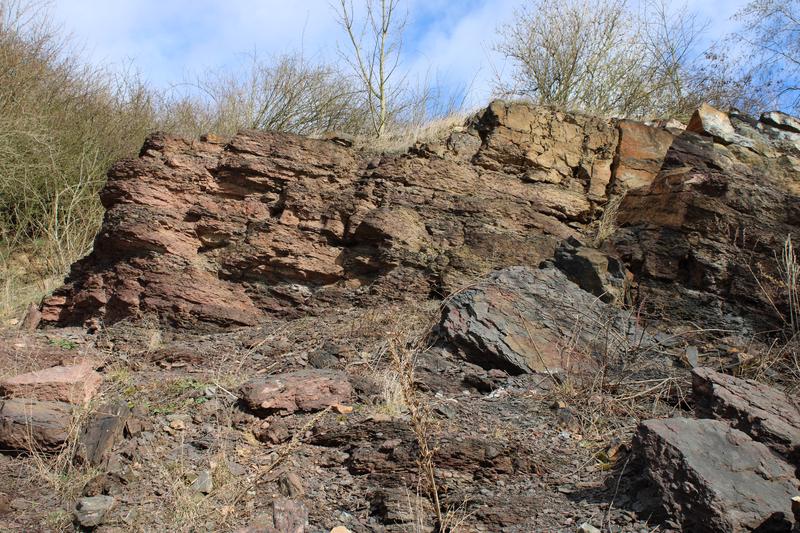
[635,417,798,532]
[191,470,213,494]
[578,524,601,533]
[278,471,304,498]
[0,363,102,404]
[0,399,73,451]
[74,495,114,528]
[76,400,131,467]
[20,303,42,331]
[237,497,308,533]
[761,112,800,134]
[613,120,674,191]
[239,370,352,415]
[687,103,738,144]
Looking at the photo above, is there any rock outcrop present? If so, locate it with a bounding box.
[40,102,627,329]
[613,108,800,331]
[37,101,800,339]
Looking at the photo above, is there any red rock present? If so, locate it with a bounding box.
[41,102,621,329]
[239,370,352,415]
[613,120,673,191]
[0,363,102,404]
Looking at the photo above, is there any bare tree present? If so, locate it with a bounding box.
[334,0,405,137]
[735,0,800,110]
[493,0,716,119]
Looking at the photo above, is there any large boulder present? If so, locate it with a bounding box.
[438,266,648,374]
[692,367,800,473]
[635,417,798,532]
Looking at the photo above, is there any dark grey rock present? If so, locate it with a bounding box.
[693,367,800,474]
[552,236,630,304]
[74,495,115,528]
[438,266,648,374]
[635,417,798,532]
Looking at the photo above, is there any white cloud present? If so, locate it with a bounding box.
[50,0,751,105]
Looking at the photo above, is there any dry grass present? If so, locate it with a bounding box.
[592,192,624,247]
[353,112,469,154]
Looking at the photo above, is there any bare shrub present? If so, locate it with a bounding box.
[160,53,369,139]
[334,0,406,137]
[0,0,155,319]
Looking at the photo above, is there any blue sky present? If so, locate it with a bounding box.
[50,0,751,108]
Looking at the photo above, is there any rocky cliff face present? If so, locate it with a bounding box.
[40,101,800,335]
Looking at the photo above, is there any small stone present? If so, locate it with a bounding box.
[74,495,115,528]
[278,472,304,498]
[578,523,601,533]
[191,470,213,494]
[169,419,186,431]
[330,527,352,533]
[332,404,353,414]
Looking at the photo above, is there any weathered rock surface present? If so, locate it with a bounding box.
[0,399,73,451]
[73,495,115,528]
[635,417,798,532]
[40,101,627,329]
[238,497,308,533]
[438,266,647,374]
[0,363,102,404]
[692,367,800,473]
[613,119,674,191]
[552,236,631,303]
[76,400,131,467]
[613,104,800,331]
[239,370,352,415]
[33,102,800,340]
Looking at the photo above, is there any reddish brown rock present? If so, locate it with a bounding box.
[687,103,739,143]
[0,363,102,404]
[41,101,622,329]
[612,120,674,191]
[692,367,800,472]
[0,399,73,451]
[239,370,352,415]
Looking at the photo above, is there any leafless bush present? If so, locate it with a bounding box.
[159,53,369,139]
[0,0,155,319]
